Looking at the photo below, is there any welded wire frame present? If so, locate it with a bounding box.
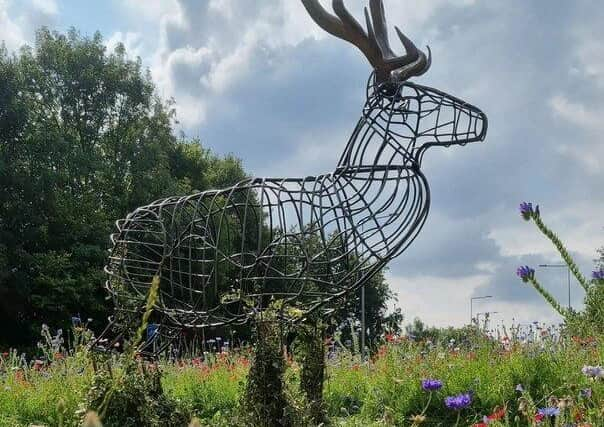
[104,74,487,338]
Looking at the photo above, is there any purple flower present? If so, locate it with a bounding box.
[581,365,604,378]
[580,388,592,399]
[592,269,604,280]
[516,265,535,282]
[519,202,534,220]
[444,392,472,410]
[537,407,560,417]
[421,379,443,391]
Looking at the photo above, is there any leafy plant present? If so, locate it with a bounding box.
[293,318,328,425]
[516,202,604,335]
[241,309,291,427]
[79,276,188,427]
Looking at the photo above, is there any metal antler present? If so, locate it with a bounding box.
[301,0,431,84]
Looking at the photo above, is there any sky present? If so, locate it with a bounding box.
[2,0,602,328]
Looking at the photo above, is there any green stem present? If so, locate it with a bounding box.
[532,214,589,291]
[527,276,567,318]
[97,275,160,419]
[454,410,461,427]
[420,392,432,416]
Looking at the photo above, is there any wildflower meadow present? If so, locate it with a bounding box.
[1,202,603,426]
[1,320,604,426]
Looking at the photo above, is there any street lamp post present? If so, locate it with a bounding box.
[538,264,571,310]
[361,284,365,358]
[470,295,492,325]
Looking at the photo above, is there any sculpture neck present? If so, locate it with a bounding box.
[336,116,417,174]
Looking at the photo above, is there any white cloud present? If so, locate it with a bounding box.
[389,271,565,329]
[31,0,57,16]
[105,31,144,59]
[549,95,604,174]
[119,0,455,131]
[120,0,176,22]
[200,29,261,94]
[571,5,604,90]
[0,0,57,52]
[550,95,603,131]
[0,0,26,50]
[388,273,489,327]
[577,38,604,88]
[488,202,604,260]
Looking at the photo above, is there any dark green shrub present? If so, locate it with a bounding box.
[293,319,328,425]
[241,319,291,427]
[81,355,188,427]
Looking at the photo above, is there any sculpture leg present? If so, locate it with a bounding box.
[296,318,327,425]
[242,318,290,427]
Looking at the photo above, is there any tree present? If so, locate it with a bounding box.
[275,228,396,348]
[0,29,250,346]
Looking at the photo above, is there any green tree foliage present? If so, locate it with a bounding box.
[0,29,248,346]
[0,27,399,348]
[241,317,290,427]
[404,317,477,345]
[278,228,396,348]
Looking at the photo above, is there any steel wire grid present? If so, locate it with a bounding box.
[98,1,487,355]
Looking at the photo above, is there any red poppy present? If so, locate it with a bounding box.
[487,407,506,420]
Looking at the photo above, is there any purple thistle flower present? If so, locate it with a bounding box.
[592,269,604,280]
[581,365,604,378]
[516,265,535,282]
[421,379,443,391]
[444,392,472,410]
[537,407,560,417]
[519,202,534,220]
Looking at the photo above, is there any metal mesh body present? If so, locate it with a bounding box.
[103,77,487,348]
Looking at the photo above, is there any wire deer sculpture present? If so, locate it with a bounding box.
[102,0,487,353]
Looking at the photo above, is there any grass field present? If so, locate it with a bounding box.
[1,327,602,426]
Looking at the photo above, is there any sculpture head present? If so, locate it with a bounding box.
[302,0,487,164]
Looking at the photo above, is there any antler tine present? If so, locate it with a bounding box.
[363,8,382,63]
[300,0,347,41]
[392,26,420,66]
[368,0,395,59]
[302,0,432,83]
[416,46,432,76]
[301,0,381,68]
[332,0,382,68]
[393,46,431,81]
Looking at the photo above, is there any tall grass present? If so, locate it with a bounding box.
[2,332,603,426]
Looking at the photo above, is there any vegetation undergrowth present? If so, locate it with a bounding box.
[2,328,603,426]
